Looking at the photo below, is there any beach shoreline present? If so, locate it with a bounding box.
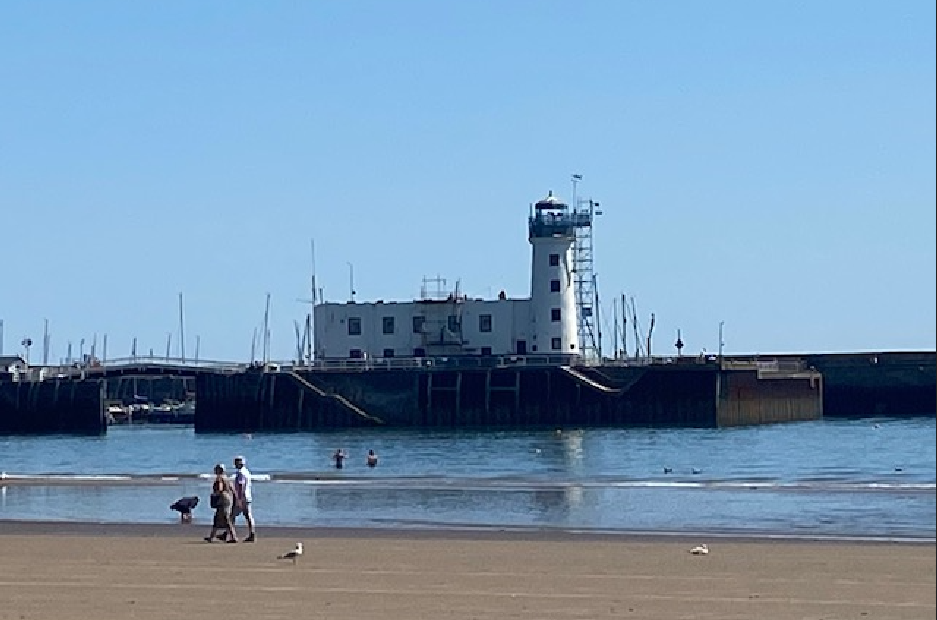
[1,517,935,545]
[0,519,933,620]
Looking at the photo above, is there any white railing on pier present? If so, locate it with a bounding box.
[19,357,249,381]
[101,356,247,371]
[582,354,712,367]
[721,358,809,373]
[288,354,579,372]
[7,352,811,383]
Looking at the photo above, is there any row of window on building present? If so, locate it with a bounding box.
[346,308,564,336]
[346,334,567,359]
[348,346,496,359]
[346,313,493,336]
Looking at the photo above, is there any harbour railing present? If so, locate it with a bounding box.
[8,354,592,380]
[6,352,807,382]
[11,357,249,381]
[99,356,247,371]
[287,354,580,372]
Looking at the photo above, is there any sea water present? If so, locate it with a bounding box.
[1,416,933,540]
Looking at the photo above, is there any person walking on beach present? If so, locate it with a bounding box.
[205,464,237,543]
[333,449,347,469]
[231,455,256,542]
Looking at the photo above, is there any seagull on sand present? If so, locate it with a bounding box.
[277,542,304,565]
[689,544,709,555]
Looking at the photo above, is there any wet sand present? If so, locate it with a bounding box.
[0,521,933,620]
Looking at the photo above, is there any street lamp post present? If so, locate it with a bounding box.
[718,321,725,360]
[21,337,33,366]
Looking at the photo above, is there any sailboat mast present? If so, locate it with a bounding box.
[42,319,49,365]
[262,293,271,363]
[309,239,316,362]
[621,293,627,358]
[178,292,186,362]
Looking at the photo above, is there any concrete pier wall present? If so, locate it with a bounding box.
[804,352,935,416]
[717,370,822,426]
[0,379,106,435]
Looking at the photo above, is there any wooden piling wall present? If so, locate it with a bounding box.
[195,364,820,431]
[0,379,106,435]
[195,370,381,432]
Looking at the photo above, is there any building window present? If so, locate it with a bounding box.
[551,338,562,350]
[382,316,395,335]
[348,317,362,335]
[551,308,561,322]
[479,314,492,332]
[480,346,492,356]
[349,348,363,359]
[412,316,425,334]
[413,347,426,357]
[550,279,561,292]
[549,253,560,267]
[447,315,460,332]
[383,348,395,358]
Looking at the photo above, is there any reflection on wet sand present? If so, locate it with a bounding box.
[0,477,933,540]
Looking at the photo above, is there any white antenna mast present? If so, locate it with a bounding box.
[309,239,316,362]
[570,173,602,359]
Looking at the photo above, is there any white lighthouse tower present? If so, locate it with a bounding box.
[528,191,579,357]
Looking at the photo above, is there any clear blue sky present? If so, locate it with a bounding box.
[1,1,934,362]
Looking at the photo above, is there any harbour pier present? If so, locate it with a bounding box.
[195,355,824,432]
[2,351,933,434]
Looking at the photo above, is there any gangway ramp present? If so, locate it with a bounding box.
[287,371,385,425]
[561,365,651,395]
[560,366,621,393]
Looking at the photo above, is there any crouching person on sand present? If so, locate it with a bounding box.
[205,463,237,543]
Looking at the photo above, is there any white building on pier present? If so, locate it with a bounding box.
[313,189,595,361]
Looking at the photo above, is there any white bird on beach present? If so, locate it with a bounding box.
[277,542,304,565]
[689,544,709,555]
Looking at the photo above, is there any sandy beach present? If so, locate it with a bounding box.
[0,521,933,620]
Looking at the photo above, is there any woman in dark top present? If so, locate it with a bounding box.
[204,463,237,543]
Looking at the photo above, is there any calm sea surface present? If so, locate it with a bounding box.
[1,417,934,541]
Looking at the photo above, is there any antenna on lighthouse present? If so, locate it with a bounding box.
[568,174,602,359]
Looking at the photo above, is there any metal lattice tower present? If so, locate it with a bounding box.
[571,175,601,359]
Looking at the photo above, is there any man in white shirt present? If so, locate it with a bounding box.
[231,455,256,542]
